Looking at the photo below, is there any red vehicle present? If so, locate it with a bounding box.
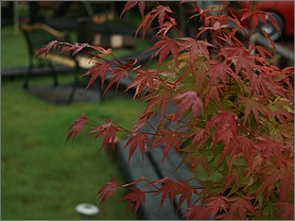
[237,1,294,41]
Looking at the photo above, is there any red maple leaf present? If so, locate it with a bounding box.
[240,95,267,127]
[222,136,257,173]
[87,119,118,151]
[254,45,274,61]
[176,180,199,212]
[191,128,209,150]
[126,69,161,98]
[147,178,181,210]
[146,36,180,71]
[36,40,59,58]
[120,1,139,18]
[121,187,146,215]
[153,130,182,163]
[206,195,234,219]
[97,177,121,205]
[124,132,150,162]
[135,4,173,39]
[206,111,238,147]
[137,1,146,19]
[240,9,279,52]
[174,91,203,119]
[273,202,294,220]
[248,71,288,98]
[179,37,214,66]
[155,18,178,37]
[256,136,290,169]
[220,46,256,80]
[240,9,279,31]
[257,159,294,203]
[141,91,173,121]
[104,67,128,93]
[228,197,256,220]
[71,43,91,55]
[182,204,210,220]
[205,60,235,87]
[66,114,88,142]
[81,62,113,90]
[120,1,146,18]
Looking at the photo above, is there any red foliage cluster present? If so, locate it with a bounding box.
[38,1,294,219]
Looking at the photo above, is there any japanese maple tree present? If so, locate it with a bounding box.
[38,1,294,219]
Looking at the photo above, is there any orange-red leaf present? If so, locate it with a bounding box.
[124,132,150,162]
[228,197,256,220]
[207,195,234,219]
[206,111,238,147]
[205,61,234,87]
[104,67,128,93]
[88,119,118,151]
[256,136,290,169]
[182,204,209,220]
[126,69,159,98]
[138,1,146,18]
[176,180,199,212]
[146,36,180,71]
[180,37,214,65]
[82,62,112,90]
[153,130,182,163]
[241,95,266,127]
[121,187,146,215]
[97,177,120,205]
[66,114,88,143]
[174,91,203,119]
[223,136,257,173]
[120,1,138,18]
[150,178,181,210]
[273,202,294,220]
[36,40,59,58]
[257,160,294,202]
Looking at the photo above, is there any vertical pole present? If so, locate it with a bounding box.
[13,1,19,36]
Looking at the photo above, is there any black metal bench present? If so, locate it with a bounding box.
[21,23,99,103]
[115,102,199,220]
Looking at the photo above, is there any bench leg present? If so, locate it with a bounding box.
[67,69,79,103]
[49,62,59,87]
[23,60,33,89]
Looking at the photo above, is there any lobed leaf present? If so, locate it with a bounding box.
[36,40,59,58]
[66,114,88,143]
[124,132,150,162]
[81,62,113,90]
[174,91,203,119]
[182,204,210,220]
[121,187,146,215]
[97,177,120,205]
[146,36,180,72]
[88,119,118,151]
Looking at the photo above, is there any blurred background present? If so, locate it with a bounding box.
[1,1,294,220]
[1,1,149,220]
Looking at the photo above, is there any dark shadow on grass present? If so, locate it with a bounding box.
[26,83,133,105]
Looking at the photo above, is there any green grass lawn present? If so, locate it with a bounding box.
[1,22,149,220]
[1,77,146,220]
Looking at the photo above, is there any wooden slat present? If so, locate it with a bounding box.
[114,102,200,219]
[115,139,181,220]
